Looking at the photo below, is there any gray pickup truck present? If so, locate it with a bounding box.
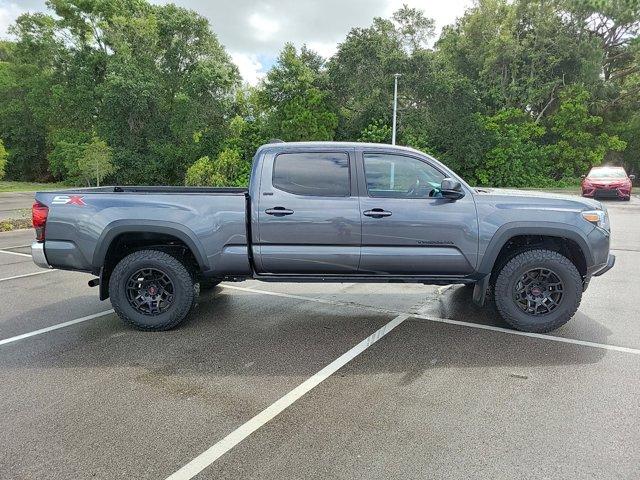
[31,141,614,333]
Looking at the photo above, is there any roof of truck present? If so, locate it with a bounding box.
[257,141,427,156]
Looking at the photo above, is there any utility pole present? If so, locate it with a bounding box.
[392,73,401,145]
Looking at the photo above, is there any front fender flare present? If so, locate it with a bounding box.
[477,221,594,276]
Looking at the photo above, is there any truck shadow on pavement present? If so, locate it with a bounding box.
[0,285,612,387]
[435,285,611,338]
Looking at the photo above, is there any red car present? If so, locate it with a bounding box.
[581,166,635,201]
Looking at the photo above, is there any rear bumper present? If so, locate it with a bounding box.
[31,242,51,269]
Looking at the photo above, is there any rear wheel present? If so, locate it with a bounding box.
[109,250,195,331]
[494,249,582,333]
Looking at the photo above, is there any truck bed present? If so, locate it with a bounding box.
[34,187,251,277]
[41,186,248,195]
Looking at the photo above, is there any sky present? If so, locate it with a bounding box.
[0,0,473,84]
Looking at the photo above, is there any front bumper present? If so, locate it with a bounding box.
[582,225,613,291]
[31,242,51,269]
[593,253,615,277]
[582,186,631,199]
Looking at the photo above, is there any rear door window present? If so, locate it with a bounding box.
[273,152,350,197]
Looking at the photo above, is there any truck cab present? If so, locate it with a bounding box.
[250,143,477,277]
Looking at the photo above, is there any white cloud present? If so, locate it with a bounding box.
[0,2,25,37]
[230,51,265,86]
[307,41,338,60]
[248,12,280,42]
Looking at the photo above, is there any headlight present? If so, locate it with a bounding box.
[581,209,610,230]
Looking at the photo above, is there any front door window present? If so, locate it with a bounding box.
[363,153,445,199]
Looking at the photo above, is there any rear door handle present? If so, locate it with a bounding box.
[265,206,294,216]
[363,208,392,218]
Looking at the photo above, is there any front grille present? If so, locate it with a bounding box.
[594,189,619,198]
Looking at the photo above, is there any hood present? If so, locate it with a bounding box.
[474,187,602,210]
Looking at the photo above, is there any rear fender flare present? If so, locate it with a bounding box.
[92,220,209,275]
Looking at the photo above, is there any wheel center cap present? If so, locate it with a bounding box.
[148,286,157,296]
[531,286,542,296]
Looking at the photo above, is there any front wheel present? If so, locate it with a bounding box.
[109,249,196,331]
[494,249,582,333]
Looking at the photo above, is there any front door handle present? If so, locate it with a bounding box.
[363,208,392,218]
[265,206,294,216]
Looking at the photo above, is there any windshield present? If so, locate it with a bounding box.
[588,168,627,179]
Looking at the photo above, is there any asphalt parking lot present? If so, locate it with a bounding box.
[1,196,639,480]
[0,192,33,221]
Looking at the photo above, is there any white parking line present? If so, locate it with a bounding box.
[0,310,114,347]
[165,314,409,480]
[221,284,640,356]
[0,249,31,258]
[0,243,31,250]
[0,269,56,283]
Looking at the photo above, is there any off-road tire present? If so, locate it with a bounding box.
[494,249,582,333]
[109,249,195,331]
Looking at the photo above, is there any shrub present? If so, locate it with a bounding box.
[185,148,250,187]
[0,139,7,180]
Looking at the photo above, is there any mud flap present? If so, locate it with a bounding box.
[472,275,490,306]
[99,266,110,301]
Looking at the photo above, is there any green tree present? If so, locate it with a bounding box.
[547,86,626,179]
[358,120,392,143]
[610,109,640,176]
[78,137,115,186]
[325,6,487,181]
[327,17,406,140]
[48,138,86,181]
[398,50,488,179]
[0,14,60,181]
[392,4,435,52]
[561,0,640,84]
[1,0,239,184]
[185,156,217,186]
[260,43,337,141]
[437,0,601,117]
[477,109,549,187]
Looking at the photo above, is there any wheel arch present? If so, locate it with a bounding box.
[478,222,593,278]
[94,221,209,300]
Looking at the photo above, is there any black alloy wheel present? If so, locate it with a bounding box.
[125,267,175,315]
[513,267,564,316]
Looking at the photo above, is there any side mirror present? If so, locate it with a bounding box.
[630,174,636,181]
[440,178,465,200]
[581,174,586,179]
